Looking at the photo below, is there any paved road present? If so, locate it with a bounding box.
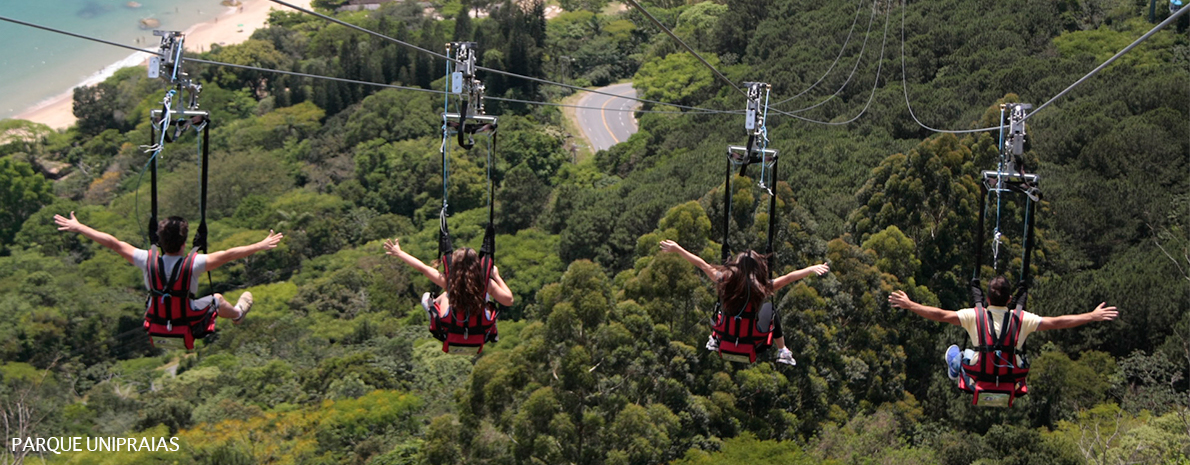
[576,82,641,152]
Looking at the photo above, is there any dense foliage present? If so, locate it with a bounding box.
[1,0,1187,463]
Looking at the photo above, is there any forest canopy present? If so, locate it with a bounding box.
[0,0,1187,463]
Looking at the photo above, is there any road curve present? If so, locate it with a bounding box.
[575,82,641,153]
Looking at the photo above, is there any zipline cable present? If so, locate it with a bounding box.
[776,0,881,116]
[0,15,725,115]
[899,0,1190,134]
[766,2,891,126]
[621,0,746,98]
[268,0,739,114]
[1023,2,1190,121]
[769,0,870,106]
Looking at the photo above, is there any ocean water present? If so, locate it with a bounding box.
[0,0,226,120]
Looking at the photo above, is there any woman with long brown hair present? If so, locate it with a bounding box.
[659,240,828,365]
[383,238,514,320]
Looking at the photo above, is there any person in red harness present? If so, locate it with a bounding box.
[55,213,283,333]
[659,240,829,365]
[888,276,1117,403]
[383,238,513,352]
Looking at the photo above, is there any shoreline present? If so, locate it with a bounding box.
[11,0,311,131]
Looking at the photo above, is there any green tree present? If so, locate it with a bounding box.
[0,157,53,251]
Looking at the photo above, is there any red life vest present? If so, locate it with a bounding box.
[711,300,774,364]
[957,304,1030,407]
[429,254,499,354]
[143,246,217,350]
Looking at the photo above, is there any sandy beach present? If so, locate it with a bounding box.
[13,0,311,131]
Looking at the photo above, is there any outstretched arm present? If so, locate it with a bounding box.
[659,240,719,281]
[888,290,960,326]
[1037,303,1118,331]
[488,265,515,307]
[384,238,446,288]
[773,263,830,291]
[55,211,137,264]
[206,230,284,271]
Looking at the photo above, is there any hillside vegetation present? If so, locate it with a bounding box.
[0,0,1187,463]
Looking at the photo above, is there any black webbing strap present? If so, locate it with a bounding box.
[457,100,474,150]
[148,123,159,247]
[195,121,213,295]
[971,184,990,304]
[1015,195,1037,309]
[479,130,496,258]
[764,156,778,265]
[720,156,733,262]
[193,121,209,253]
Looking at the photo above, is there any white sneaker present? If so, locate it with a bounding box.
[705,334,719,351]
[232,292,253,325]
[421,292,435,319]
[776,348,796,366]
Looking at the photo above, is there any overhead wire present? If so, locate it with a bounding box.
[899,0,1190,134]
[620,0,746,98]
[1023,3,1190,121]
[768,0,869,107]
[766,0,891,126]
[897,0,1004,134]
[776,0,880,116]
[268,0,739,114]
[0,15,723,115]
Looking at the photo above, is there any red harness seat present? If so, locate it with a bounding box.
[957,304,1030,407]
[711,301,774,363]
[143,246,217,350]
[429,254,499,355]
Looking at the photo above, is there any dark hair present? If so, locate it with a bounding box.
[987,275,1012,306]
[446,248,486,320]
[715,250,772,312]
[158,216,188,254]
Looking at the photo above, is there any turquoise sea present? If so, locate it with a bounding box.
[0,0,226,120]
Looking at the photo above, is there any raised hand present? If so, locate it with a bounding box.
[383,238,403,257]
[259,230,284,249]
[806,263,830,275]
[658,240,684,253]
[888,290,914,309]
[1089,302,1119,321]
[54,211,83,232]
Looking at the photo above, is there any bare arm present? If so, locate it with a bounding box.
[488,265,514,307]
[206,230,284,271]
[658,240,719,282]
[55,211,137,264]
[888,290,961,326]
[773,263,830,291]
[384,238,446,288]
[1037,303,1118,331]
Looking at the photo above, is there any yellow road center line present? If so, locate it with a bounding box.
[601,90,621,144]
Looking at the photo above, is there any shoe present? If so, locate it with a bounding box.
[776,348,796,366]
[705,334,719,351]
[232,292,253,325]
[421,292,436,319]
[945,345,961,380]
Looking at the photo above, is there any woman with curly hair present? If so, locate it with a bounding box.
[384,238,513,326]
[659,240,828,365]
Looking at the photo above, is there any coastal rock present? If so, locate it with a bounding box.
[221,0,243,6]
[125,1,142,8]
[139,17,160,29]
